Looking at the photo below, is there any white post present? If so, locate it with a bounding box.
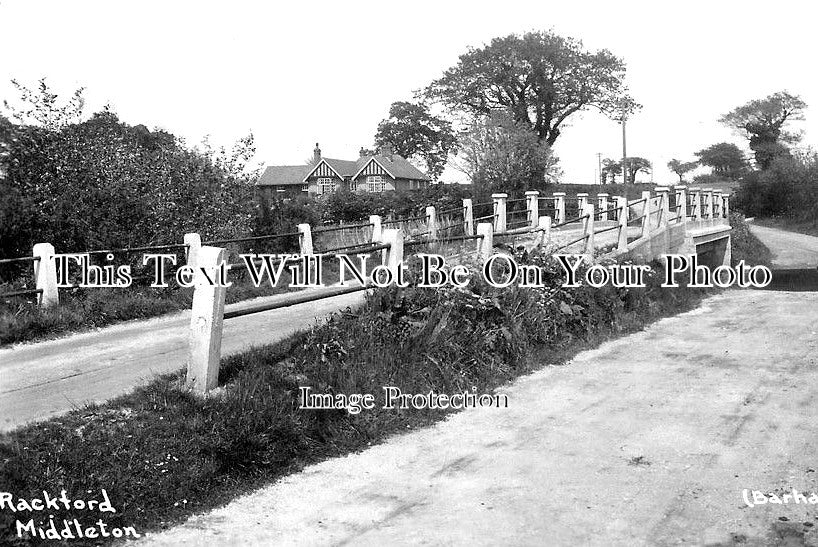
[553,192,566,224]
[369,215,382,243]
[598,193,609,221]
[187,246,228,395]
[583,203,595,259]
[184,233,201,269]
[426,205,438,240]
[525,190,539,228]
[380,228,404,279]
[492,193,507,233]
[723,194,730,218]
[703,188,714,220]
[476,222,493,262]
[713,190,723,218]
[616,197,628,252]
[655,187,670,227]
[32,243,58,308]
[463,198,474,236]
[675,186,688,224]
[297,223,313,255]
[577,193,589,213]
[641,191,652,238]
[537,216,551,248]
[690,188,703,221]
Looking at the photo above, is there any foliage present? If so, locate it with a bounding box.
[3,78,85,130]
[667,158,698,182]
[720,91,806,169]
[733,152,818,221]
[0,81,257,258]
[453,112,560,193]
[623,156,651,184]
[600,158,622,184]
[694,142,748,180]
[425,30,635,146]
[728,212,772,267]
[374,101,456,180]
[0,253,711,545]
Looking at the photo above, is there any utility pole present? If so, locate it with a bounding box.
[596,152,602,185]
[621,116,628,186]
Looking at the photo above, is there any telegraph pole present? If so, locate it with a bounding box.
[596,152,602,185]
[621,115,628,186]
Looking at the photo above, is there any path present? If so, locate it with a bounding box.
[0,290,365,432]
[750,224,818,269]
[136,225,818,546]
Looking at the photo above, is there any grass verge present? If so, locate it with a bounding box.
[729,212,773,267]
[0,251,714,545]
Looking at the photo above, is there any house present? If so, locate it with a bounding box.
[256,143,431,200]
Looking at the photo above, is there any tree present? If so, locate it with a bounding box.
[453,112,559,193]
[694,142,748,180]
[623,157,652,184]
[667,159,698,183]
[425,30,636,146]
[3,78,85,130]
[600,158,621,184]
[374,101,456,180]
[720,91,806,170]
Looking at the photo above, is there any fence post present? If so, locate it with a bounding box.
[655,187,670,227]
[476,222,493,262]
[577,193,588,213]
[723,194,730,218]
[369,215,382,243]
[713,190,723,218]
[641,191,652,237]
[426,206,438,240]
[525,191,539,228]
[702,188,713,220]
[462,198,474,236]
[553,192,566,225]
[537,216,551,248]
[297,223,313,255]
[380,228,404,279]
[32,243,58,308]
[492,193,507,233]
[583,203,595,259]
[187,246,228,395]
[675,186,688,224]
[690,188,702,221]
[617,197,628,252]
[184,233,201,269]
[598,193,609,221]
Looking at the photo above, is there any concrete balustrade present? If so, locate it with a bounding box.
[675,186,688,224]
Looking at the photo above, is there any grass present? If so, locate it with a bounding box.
[729,213,774,267]
[0,251,715,546]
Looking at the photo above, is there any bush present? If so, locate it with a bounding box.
[729,213,772,267]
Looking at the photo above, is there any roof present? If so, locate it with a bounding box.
[355,154,430,181]
[258,151,430,187]
[257,165,311,186]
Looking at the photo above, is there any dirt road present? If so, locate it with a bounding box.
[750,224,818,268]
[136,226,818,546]
[0,290,364,431]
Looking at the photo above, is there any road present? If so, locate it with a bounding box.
[750,224,818,269]
[135,225,818,546]
[0,290,365,431]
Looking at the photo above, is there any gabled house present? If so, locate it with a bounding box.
[256,143,431,200]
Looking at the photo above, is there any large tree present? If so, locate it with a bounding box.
[374,101,456,180]
[694,142,748,179]
[453,112,559,193]
[667,159,698,183]
[600,158,621,184]
[624,157,652,184]
[720,91,806,170]
[425,30,635,146]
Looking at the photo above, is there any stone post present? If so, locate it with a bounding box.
[297,223,313,255]
[583,203,595,259]
[641,191,652,238]
[598,193,609,221]
[553,192,566,225]
[462,198,474,236]
[187,246,228,395]
[525,190,539,228]
[426,206,438,240]
[476,223,493,262]
[33,242,58,308]
[537,216,551,248]
[617,197,628,252]
[690,188,703,221]
[184,233,201,269]
[492,193,507,233]
[655,187,670,227]
[380,228,404,279]
[675,186,688,224]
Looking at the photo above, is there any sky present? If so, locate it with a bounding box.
[1,0,817,185]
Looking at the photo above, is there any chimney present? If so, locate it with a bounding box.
[378,144,393,160]
[313,142,321,163]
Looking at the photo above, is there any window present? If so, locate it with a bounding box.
[317,177,336,194]
[301,184,308,192]
[367,175,385,193]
